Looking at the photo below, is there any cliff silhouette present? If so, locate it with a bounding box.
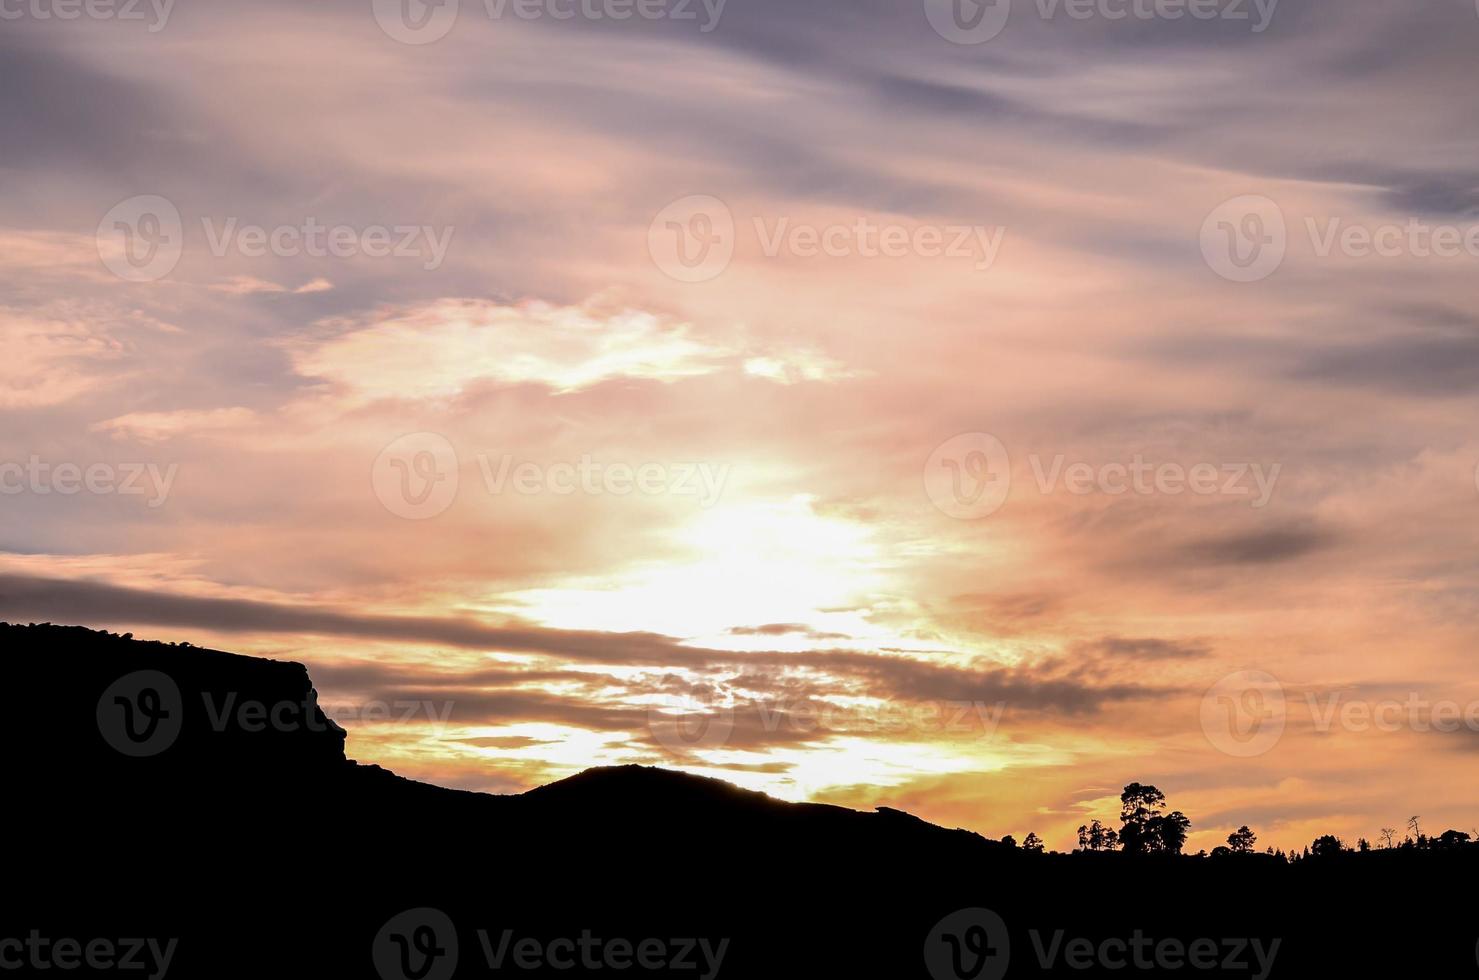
[5,622,1476,977]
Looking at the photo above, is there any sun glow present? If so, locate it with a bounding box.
[504,496,897,645]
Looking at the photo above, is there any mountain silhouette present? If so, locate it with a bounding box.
[5,622,1475,977]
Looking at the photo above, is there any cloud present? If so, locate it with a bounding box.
[0,307,126,408]
[7,0,1479,845]
[727,623,853,640]
[91,407,258,443]
[1081,636,1212,661]
[207,276,335,296]
[1292,332,1479,396]
[291,299,734,400]
[1180,526,1338,566]
[0,572,1170,717]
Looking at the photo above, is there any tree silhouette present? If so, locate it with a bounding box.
[1158,811,1192,855]
[1077,819,1118,852]
[1310,835,1344,858]
[1023,832,1044,853]
[1118,783,1164,854]
[1057,780,1475,865]
[1119,783,1190,855]
[1227,825,1257,854]
[1120,783,1165,824]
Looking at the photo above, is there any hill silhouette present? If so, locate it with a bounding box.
[5,622,1477,977]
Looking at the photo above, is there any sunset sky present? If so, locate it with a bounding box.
[6,0,1479,853]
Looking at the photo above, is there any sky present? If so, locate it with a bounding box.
[5,0,1479,854]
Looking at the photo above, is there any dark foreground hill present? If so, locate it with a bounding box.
[4,623,1476,978]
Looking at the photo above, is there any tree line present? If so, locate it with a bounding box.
[997,784,1477,861]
